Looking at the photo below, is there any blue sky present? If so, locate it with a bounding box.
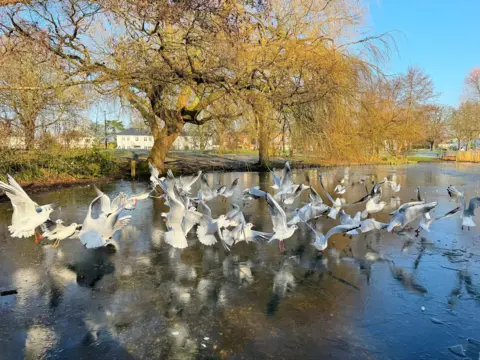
[367,0,480,106]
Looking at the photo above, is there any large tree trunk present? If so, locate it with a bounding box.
[24,122,35,150]
[148,126,183,171]
[257,114,269,165]
[147,108,184,171]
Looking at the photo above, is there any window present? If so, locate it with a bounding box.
[144,137,147,141]
[135,137,139,141]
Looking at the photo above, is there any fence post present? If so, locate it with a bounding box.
[130,160,136,179]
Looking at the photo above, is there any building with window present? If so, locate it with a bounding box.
[116,129,154,149]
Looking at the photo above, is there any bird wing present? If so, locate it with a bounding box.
[41,219,65,237]
[309,186,323,204]
[217,185,227,195]
[318,175,335,206]
[181,170,202,189]
[226,204,240,219]
[324,224,361,240]
[392,201,425,215]
[266,193,288,231]
[198,201,212,218]
[79,230,106,249]
[129,190,152,201]
[468,197,480,214]
[280,161,293,188]
[435,206,461,221]
[82,195,104,230]
[0,175,38,216]
[200,174,214,197]
[404,201,438,223]
[298,211,320,235]
[94,186,113,214]
[182,209,203,234]
[229,178,239,192]
[271,170,281,187]
[113,215,132,232]
[148,162,159,180]
[416,187,423,202]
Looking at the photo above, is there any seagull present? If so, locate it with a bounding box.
[339,210,362,227]
[269,167,281,190]
[351,180,385,205]
[123,191,153,210]
[319,175,344,219]
[334,183,347,194]
[339,210,388,234]
[198,174,223,202]
[156,180,192,249]
[195,202,229,248]
[446,186,480,230]
[361,196,386,219]
[224,204,246,227]
[41,219,82,248]
[299,213,360,253]
[242,186,267,200]
[79,195,131,249]
[287,202,329,225]
[357,218,389,233]
[222,222,272,246]
[384,177,401,193]
[419,206,461,232]
[218,178,239,200]
[387,201,438,232]
[177,171,202,194]
[93,186,127,215]
[0,174,56,242]
[265,193,298,251]
[274,161,294,197]
[281,184,310,205]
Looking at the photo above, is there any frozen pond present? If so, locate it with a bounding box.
[1,163,480,359]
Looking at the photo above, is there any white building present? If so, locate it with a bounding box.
[172,134,213,150]
[116,129,154,149]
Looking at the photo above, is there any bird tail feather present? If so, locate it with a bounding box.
[165,230,188,249]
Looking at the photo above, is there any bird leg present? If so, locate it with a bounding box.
[53,239,60,248]
[462,225,464,231]
[34,232,39,244]
[278,240,286,252]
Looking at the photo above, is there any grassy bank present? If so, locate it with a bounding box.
[0,148,124,187]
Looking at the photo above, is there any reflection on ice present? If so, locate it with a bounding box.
[1,164,480,359]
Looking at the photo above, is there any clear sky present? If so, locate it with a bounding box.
[367,0,480,106]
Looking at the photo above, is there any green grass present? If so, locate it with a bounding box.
[406,156,442,163]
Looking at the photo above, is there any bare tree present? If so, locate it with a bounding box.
[0,38,87,149]
[465,68,480,101]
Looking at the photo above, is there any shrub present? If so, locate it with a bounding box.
[0,148,120,182]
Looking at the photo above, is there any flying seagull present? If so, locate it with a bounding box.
[0,174,56,242]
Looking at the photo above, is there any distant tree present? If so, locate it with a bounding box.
[451,101,480,150]
[106,120,125,136]
[465,68,480,101]
[0,39,87,150]
[423,105,453,150]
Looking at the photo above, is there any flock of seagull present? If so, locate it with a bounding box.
[0,161,479,253]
